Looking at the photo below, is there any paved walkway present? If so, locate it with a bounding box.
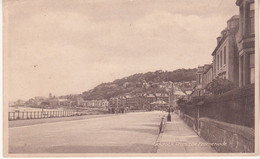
[156,113,216,153]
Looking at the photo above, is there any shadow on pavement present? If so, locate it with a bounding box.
[9,144,157,153]
[112,128,159,136]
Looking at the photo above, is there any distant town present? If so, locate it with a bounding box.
[9,79,197,113]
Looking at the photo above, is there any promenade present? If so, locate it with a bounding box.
[156,113,216,153]
[9,111,216,153]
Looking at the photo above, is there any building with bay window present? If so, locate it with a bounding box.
[236,0,255,87]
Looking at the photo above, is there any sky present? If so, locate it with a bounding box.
[5,0,238,101]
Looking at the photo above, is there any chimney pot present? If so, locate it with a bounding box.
[217,37,221,44]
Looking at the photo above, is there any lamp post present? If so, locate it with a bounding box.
[167,91,171,121]
[116,97,119,114]
[166,82,174,122]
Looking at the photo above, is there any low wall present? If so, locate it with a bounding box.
[182,114,196,131]
[199,117,254,153]
[180,84,255,128]
[202,84,255,128]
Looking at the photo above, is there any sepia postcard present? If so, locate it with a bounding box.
[3,0,259,157]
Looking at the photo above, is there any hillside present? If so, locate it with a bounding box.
[82,68,197,100]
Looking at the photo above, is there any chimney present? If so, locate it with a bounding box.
[217,36,221,44]
[221,30,227,38]
[227,15,239,32]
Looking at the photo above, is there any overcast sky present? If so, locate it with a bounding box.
[5,0,238,101]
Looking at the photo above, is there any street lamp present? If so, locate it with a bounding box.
[167,91,171,121]
[116,97,119,114]
[166,83,174,122]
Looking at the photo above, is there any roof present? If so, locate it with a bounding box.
[151,100,168,105]
[125,95,133,98]
[155,93,168,97]
[58,99,68,102]
[146,94,155,98]
[203,64,213,74]
[185,91,193,95]
[236,0,243,6]
[174,91,186,96]
[196,66,204,74]
[211,34,228,56]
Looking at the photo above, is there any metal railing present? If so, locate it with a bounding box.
[8,111,84,121]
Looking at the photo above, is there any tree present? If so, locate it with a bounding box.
[177,97,187,106]
[205,78,237,95]
[81,68,197,100]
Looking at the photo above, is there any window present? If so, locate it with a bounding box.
[224,47,226,64]
[240,55,244,86]
[220,51,222,67]
[213,59,216,72]
[249,53,255,84]
[198,74,202,84]
[217,55,219,70]
[248,3,254,34]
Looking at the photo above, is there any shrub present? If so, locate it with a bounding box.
[205,78,237,95]
[177,98,187,106]
[190,96,205,104]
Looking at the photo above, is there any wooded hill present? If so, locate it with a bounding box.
[81,68,197,100]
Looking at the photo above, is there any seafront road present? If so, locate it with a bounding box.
[9,111,165,153]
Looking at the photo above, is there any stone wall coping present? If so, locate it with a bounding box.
[184,114,195,121]
[199,117,254,141]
